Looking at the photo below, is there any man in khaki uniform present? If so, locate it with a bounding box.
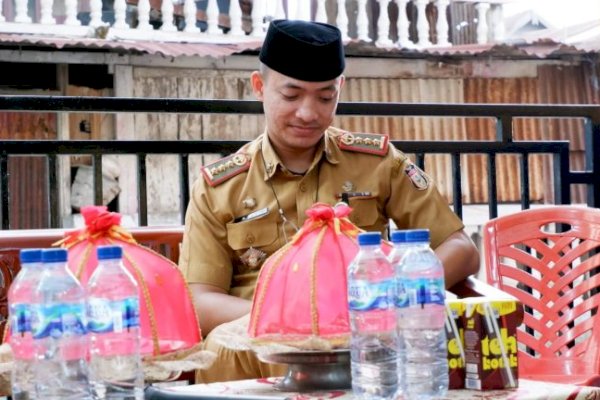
[179,19,480,383]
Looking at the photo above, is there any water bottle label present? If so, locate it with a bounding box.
[10,304,32,334]
[31,303,87,339]
[394,279,408,308]
[88,297,140,333]
[348,279,394,311]
[402,277,445,306]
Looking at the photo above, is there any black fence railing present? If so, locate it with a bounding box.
[1,96,599,229]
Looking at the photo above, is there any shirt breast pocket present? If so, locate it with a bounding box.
[348,197,379,229]
[226,217,279,272]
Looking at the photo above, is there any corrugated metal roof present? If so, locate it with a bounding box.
[0,33,262,58]
[1,20,600,59]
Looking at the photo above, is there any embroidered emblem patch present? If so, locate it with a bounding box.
[404,163,429,190]
[338,132,389,156]
[202,153,250,187]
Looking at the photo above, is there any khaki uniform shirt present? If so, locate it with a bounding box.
[179,127,464,300]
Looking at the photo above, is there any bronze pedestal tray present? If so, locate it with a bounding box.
[258,349,351,392]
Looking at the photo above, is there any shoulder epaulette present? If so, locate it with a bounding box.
[337,132,389,156]
[201,153,250,187]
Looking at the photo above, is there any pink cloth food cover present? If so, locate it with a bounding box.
[58,206,202,357]
[248,202,391,347]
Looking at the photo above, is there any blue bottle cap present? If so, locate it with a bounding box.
[97,245,123,260]
[404,229,430,243]
[19,249,42,263]
[41,248,68,263]
[357,232,381,246]
[390,230,410,243]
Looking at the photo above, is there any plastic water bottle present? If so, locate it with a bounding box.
[87,245,143,400]
[32,248,92,400]
[398,229,448,399]
[8,249,42,400]
[387,230,412,399]
[348,231,398,400]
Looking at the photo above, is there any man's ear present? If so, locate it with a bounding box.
[250,71,264,101]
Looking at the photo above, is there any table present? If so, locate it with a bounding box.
[163,377,600,400]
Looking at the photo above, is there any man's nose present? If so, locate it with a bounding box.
[295,98,319,122]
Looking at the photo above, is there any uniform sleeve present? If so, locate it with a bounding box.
[178,177,233,291]
[385,147,464,249]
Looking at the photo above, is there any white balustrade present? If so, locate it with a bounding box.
[251,0,265,37]
[0,0,510,50]
[476,2,490,44]
[206,0,220,34]
[396,0,411,48]
[113,0,127,29]
[89,0,102,27]
[315,0,327,23]
[415,0,431,47]
[160,0,177,31]
[40,0,56,24]
[336,0,349,41]
[435,0,450,46]
[376,0,392,47]
[14,0,31,23]
[229,0,244,36]
[491,3,505,42]
[356,0,370,42]
[137,0,153,30]
[64,0,80,25]
[183,0,200,32]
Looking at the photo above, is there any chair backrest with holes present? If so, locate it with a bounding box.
[483,206,600,385]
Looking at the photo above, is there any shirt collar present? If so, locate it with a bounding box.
[259,128,339,181]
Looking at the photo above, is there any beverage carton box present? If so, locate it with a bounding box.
[445,299,465,389]
[462,298,519,390]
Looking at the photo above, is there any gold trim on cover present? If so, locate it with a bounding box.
[310,226,327,336]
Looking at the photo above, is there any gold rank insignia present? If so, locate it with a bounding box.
[201,153,250,187]
[337,132,389,156]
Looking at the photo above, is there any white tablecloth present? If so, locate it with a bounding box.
[166,377,600,400]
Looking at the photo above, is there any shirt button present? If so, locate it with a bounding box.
[299,183,307,192]
[246,234,255,244]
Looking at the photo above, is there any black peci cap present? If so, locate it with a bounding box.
[259,19,345,82]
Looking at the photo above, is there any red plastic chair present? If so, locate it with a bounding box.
[483,206,600,386]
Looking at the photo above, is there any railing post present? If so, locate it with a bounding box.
[15,0,32,23]
[396,0,412,48]
[90,0,103,26]
[40,0,56,24]
[435,0,450,46]
[0,152,8,229]
[137,0,153,30]
[490,3,505,42]
[161,0,177,31]
[206,0,220,34]
[336,0,349,41]
[184,0,200,33]
[251,0,264,37]
[376,0,393,47]
[415,0,430,47]
[475,2,490,44]
[113,0,128,29]
[315,0,328,23]
[0,0,4,22]
[356,0,370,42]
[64,0,81,25]
[229,0,244,35]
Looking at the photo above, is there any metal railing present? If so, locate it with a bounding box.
[0,95,599,229]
